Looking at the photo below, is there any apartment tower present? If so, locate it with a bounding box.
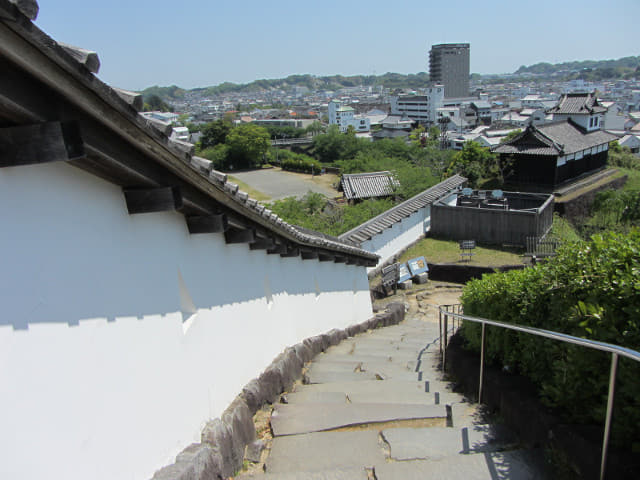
[429,43,470,98]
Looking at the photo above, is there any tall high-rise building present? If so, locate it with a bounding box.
[429,43,470,98]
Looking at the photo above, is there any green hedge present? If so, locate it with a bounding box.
[281,156,322,174]
[460,229,640,448]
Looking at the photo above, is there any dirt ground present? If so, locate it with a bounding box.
[373,281,463,321]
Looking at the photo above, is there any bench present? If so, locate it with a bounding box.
[459,240,476,262]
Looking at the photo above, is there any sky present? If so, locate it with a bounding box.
[34,0,639,92]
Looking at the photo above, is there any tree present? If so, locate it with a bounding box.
[447,141,495,186]
[305,121,325,137]
[199,120,232,150]
[499,129,522,144]
[225,123,271,169]
[312,125,361,163]
[143,94,172,112]
[409,125,426,147]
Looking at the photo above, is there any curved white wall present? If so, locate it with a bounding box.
[0,163,372,480]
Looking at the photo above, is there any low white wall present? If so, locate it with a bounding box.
[363,208,426,268]
[363,192,458,268]
[0,163,373,480]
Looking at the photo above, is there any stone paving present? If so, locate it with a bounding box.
[237,289,546,479]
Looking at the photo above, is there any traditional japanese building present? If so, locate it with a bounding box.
[493,92,617,187]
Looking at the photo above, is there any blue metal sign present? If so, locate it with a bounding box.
[407,256,429,276]
[398,262,412,283]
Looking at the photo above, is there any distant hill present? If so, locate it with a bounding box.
[514,56,640,80]
[141,56,640,101]
[141,72,430,100]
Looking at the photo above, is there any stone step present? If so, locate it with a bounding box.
[381,424,517,461]
[291,379,444,396]
[314,353,418,366]
[236,466,369,479]
[372,449,545,480]
[271,402,447,436]
[304,364,421,384]
[265,430,384,473]
[282,389,463,406]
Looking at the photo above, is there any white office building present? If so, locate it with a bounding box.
[328,100,370,133]
[389,85,445,125]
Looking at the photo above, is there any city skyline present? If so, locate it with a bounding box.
[35,0,639,91]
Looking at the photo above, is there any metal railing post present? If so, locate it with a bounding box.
[600,352,619,480]
[439,309,442,355]
[436,303,640,470]
[478,322,486,404]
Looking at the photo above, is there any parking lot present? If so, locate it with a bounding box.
[230,168,339,201]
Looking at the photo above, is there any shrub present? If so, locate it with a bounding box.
[281,155,322,174]
[460,230,640,448]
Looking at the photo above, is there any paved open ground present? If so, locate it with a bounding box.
[237,286,547,479]
[231,168,338,201]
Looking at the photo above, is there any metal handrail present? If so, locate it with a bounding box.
[438,304,640,480]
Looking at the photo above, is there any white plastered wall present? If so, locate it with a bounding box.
[0,162,373,480]
[363,192,458,268]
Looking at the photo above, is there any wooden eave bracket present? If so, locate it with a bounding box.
[300,249,319,260]
[186,214,228,234]
[224,226,255,244]
[280,246,300,258]
[0,120,84,167]
[318,252,335,262]
[123,186,182,214]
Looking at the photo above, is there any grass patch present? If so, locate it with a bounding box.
[619,167,640,190]
[549,213,582,243]
[228,175,271,202]
[399,237,523,266]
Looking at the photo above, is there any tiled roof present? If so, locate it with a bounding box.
[339,175,467,245]
[492,121,617,156]
[0,0,378,265]
[341,171,400,200]
[547,92,607,115]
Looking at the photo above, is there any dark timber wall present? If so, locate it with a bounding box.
[430,193,554,246]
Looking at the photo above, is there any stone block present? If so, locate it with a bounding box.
[259,366,285,403]
[242,378,264,415]
[245,439,267,463]
[201,419,235,478]
[151,443,222,480]
[327,328,347,346]
[222,397,256,474]
[303,336,324,356]
[397,279,413,290]
[386,302,406,324]
[293,342,313,363]
[413,272,429,284]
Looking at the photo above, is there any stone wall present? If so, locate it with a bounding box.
[555,175,627,222]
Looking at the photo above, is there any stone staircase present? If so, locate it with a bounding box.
[237,312,546,479]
